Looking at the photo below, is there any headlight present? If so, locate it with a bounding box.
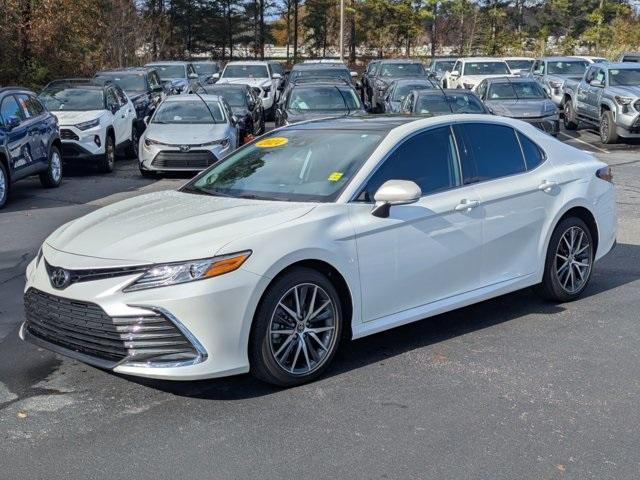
[123,251,252,292]
[614,96,633,106]
[36,246,43,267]
[463,82,474,90]
[75,118,100,130]
[144,137,161,148]
[201,137,230,148]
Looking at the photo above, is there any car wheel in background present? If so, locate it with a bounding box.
[39,145,63,188]
[599,110,619,144]
[126,125,139,159]
[250,267,343,387]
[98,134,115,173]
[0,161,8,208]
[537,217,594,302]
[563,99,578,130]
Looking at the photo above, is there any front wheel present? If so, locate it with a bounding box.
[39,145,63,188]
[98,134,115,173]
[537,217,594,302]
[0,161,8,208]
[563,99,578,130]
[250,267,343,387]
[600,110,619,144]
[126,125,139,159]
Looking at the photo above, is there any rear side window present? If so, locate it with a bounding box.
[362,126,461,200]
[517,132,545,170]
[458,123,526,183]
[1,96,24,123]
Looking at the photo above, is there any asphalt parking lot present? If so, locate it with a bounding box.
[1,124,640,479]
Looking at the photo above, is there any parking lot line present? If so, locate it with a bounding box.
[558,132,610,154]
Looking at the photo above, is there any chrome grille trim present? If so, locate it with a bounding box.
[44,259,149,288]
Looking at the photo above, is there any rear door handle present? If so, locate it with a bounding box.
[538,180,558,192]
[454,199,480,212]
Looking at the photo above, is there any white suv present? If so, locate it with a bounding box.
[441,57,514,90]
[39,81,138,172]
[213,61,281,119]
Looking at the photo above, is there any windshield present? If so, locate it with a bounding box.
[151,100,225,124]
[223,65,269,78]
[288,86,361,111]
[547,61,587,75]
[392,82,433,101]
[608,68,640,86]
[39,88,104,111]
[432,60,455,72]
[506,60,534,70]
[270,63,285,75]
[289,68,350,83]
[415,93,485,115]
[202,87,246,107]
[487,81,546,100]
[194,63,219,75]
[150,64,186,80]
[185,129,384,202]
[463,62,510,75]
[381,63,425,77]
[95,73,146,92]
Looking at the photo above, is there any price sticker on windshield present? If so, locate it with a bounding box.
[328,172,344,182]
[256,137,288,148]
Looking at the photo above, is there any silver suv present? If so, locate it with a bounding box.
[528,56,588,107]
[562,62,640,144]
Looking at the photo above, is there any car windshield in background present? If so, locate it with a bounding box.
[185,129,384,202]
[152,65,186,80]
[608,68,640,86]
[270,63,285,75]
[39,88,104,111]
[290,68,350,82]
[381,63,425,77]
[152,100,225,124]
[194,64,218,75]
[94,73,146,92]
[416,93,485,115]
[487,82,546,100]
[202,88,246,107]
[463,62,510,75]
[506,60,534,70]
[393,82,433,101]
[433,60,455,72]
[547,61,588,75]
[223,65,269,78]
[288,86,361,111]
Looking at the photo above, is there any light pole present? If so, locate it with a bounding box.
[339,0,344,62]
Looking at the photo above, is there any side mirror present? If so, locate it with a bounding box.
[450,70,460,77]
[278,83,285,91]
[272,73,282,79]
[543,86,551,97]
[231,115,238,125]
[248,100,256,110]
[350,71,358,77]
[533,69,543,75]
[188,72,199,79]
[5,116,21,130]
[111,105,119,114]
[152,85,163,92]
[590,79,604,87]
[212,73,220,80]
[143,115,150,125]
[371,180,422,218]
[427,72,437,79]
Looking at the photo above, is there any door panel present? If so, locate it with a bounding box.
[1,95,31,176]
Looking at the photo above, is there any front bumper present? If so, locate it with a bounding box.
[139,142,231,172]
[22,247,266,380]
[518,116,560,136]
[59,125,105,159]
[614,110,640,137]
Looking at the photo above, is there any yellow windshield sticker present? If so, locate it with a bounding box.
[328,172,344,182]
[256,137,288,148]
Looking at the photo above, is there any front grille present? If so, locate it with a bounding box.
[151,150,216,170]
[24,288,199,366]
[60,129,79,141]
[45,259,148,289]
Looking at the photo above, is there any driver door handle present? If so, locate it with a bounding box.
[454,199,480,212]
[538,180,558,192]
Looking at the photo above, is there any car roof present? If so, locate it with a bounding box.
[0,86,34,95]
[292,63,349,71]
[225,60,270,66]
[290,81,355,88]
[541,56,586,62]
[146,61,190,65]
[482,76,538,84]
[192,60,219,64]
[96,68,148,75]
[502,56,534,61]
[599,62,640,69]
[378,59,424,64]
[458,57,508,62]
[164,94,223,102]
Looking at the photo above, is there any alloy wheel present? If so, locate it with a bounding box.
[268,283,338,376]
[107,139,115,169]
[132,129,139,157]
[600,116,609,143]
[51,150,62,183]
[555,226,592,294]
[0,167,6,203]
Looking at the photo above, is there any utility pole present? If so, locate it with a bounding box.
[339,0,345,62]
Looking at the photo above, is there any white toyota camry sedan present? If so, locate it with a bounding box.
[22,115,617,386]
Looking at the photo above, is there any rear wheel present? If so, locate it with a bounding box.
[537,217,594,302]
[98,134,115,173]
[563,99,578,130]
[0,161,8,208]
[599,110,619,144]
[126,125,139,159]
[39,146,63,188]
[250,267,343,387]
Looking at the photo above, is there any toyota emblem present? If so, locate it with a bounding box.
[50,268,71,289]
[179,145,190,152]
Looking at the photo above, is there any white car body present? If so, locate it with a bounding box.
[442,57,515,90]
[214,61,280,113]
[22,115,617,382]
[503,56,535,76]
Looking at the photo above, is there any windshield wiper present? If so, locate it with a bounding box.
[184,185,235,197]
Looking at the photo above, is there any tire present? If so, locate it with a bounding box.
[599,110,619,144]
[97,134,115,173]
[249,267,343,387]
[537,217,594,302]
[126,125,139,159]
[39,145,63,188]
[0,161,8,209]
[563,99,578,130]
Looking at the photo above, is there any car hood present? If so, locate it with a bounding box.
[45,190,316,263]
[546,74,584,83]
[485,99,557,117]
[607,85,640,97]
[144,123,230,144]
[217,77,271,88]
[462,74,514,85]
[52,110,104,126]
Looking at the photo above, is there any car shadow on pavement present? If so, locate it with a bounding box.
[123,242,640,400]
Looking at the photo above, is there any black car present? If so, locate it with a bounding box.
[94,68,165,132]
[0,87,62,208]
[197,83,265,141]
[368,59,427,112]
[361,59,381,103]
[400,89,488,116]
[381,78,436,113]
[275,81,365,127]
